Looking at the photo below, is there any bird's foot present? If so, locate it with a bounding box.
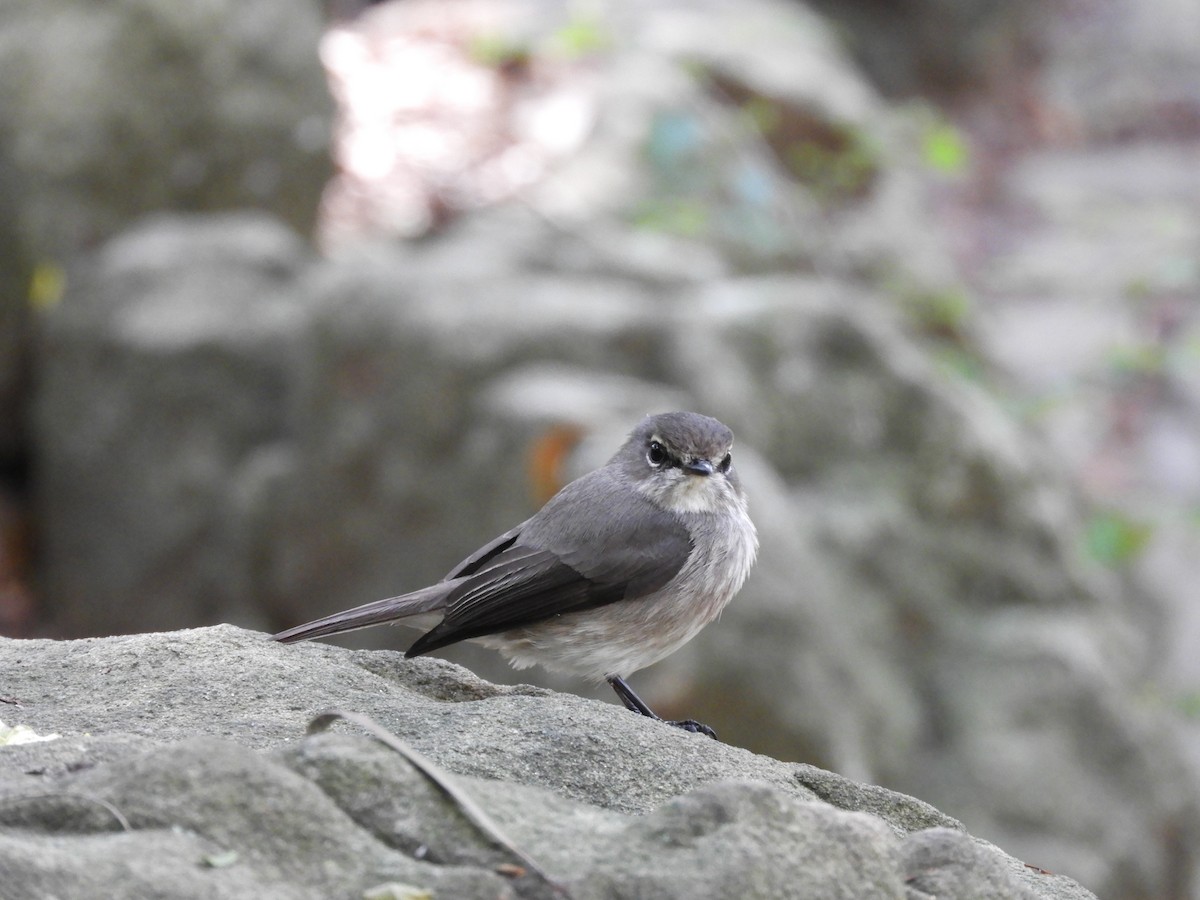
[666,719,717,739]
[606,675,717,739]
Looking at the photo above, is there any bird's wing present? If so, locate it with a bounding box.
[406,480,692,657]
[442,521,526,580]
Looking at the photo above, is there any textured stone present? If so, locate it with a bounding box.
[33,214,313,636]
[0,0,331,255]
[0,626,1093,900]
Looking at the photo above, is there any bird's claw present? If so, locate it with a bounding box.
[667,719,717,739]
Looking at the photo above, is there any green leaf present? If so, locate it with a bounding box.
[904,286,973,332]
[1084,511,1152,566]
[468,34,530,68]
[922,122,969,174]
[1108,343,1165,375]
[631,198,710,237]
[1176,690,1200,720]
[551,16,610,57]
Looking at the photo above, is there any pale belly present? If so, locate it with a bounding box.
[478,506,758,680]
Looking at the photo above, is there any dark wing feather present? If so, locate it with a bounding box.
[406,547,621,656]
[524,471,693,593]
[406,473,692,657]
[442,521,526,581]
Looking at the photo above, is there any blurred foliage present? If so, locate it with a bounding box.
[705,71,882,202]
[644,110,705,173]
[783,131,879,200]
[468,33,532,69]
[631,197,710,237]
[931,345,987,383]
[920,119,970,175]
[631,68,889,251]
[1125,255,1199,300]
[470,12,609,68]
[741,95,780,135]
[901,285,974,338]
[28,262,65,312]
[633,108,793,257]
[1084,510,1153,566]
[1123,274,1156,302]
[1108,342,1167,376]
[549,14,611,57]
[1175,689,1200,720]
[1003,388,1074,424]
[634,111,708,236]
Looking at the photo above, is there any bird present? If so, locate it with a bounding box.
[272,411,758,738]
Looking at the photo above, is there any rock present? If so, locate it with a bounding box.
[330,0,958,290]
[260,219,679,632]
[0,625,1094,900]
[0,130,32,469]
[902,829,1074,900]
[801,0,1048,98]
[1039,0,1200,139]
[18,0,1200,894]
[657,277,1200,897]
[0,0,332,256]
[28,213,1199,897]
[33,213,314,636]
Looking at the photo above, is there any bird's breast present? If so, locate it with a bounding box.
[482,504,758,680]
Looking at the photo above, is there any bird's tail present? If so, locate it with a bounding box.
[271,582,454,643]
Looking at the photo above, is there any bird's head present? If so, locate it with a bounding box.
[614,411,745,515]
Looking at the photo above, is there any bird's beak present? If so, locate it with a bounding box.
[683,458,714,476]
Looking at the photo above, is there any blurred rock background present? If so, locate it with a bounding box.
[1,0,1198,896]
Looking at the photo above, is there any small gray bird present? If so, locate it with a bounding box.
[273,411,758,737]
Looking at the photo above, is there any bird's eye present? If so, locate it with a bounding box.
[718,453,732,473]
[647,441,668,467]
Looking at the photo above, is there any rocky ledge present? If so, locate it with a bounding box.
[0,625,1094,899]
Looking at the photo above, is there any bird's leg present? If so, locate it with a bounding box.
[607,674,655,716]
[605,675,717,739]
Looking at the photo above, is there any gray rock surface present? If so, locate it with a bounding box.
[1039,0,1200,139]
[0,0,332,256]
[30,207,1200,897]
[803,0,1046,97]
[16,0,1200,896]
[960,5,1200,888]
[33,214,315,636]
[0,625,1093,900]
[0,132,31,467]
[652,277,1200,898]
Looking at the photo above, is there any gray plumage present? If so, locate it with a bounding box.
[273,411,758,709]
